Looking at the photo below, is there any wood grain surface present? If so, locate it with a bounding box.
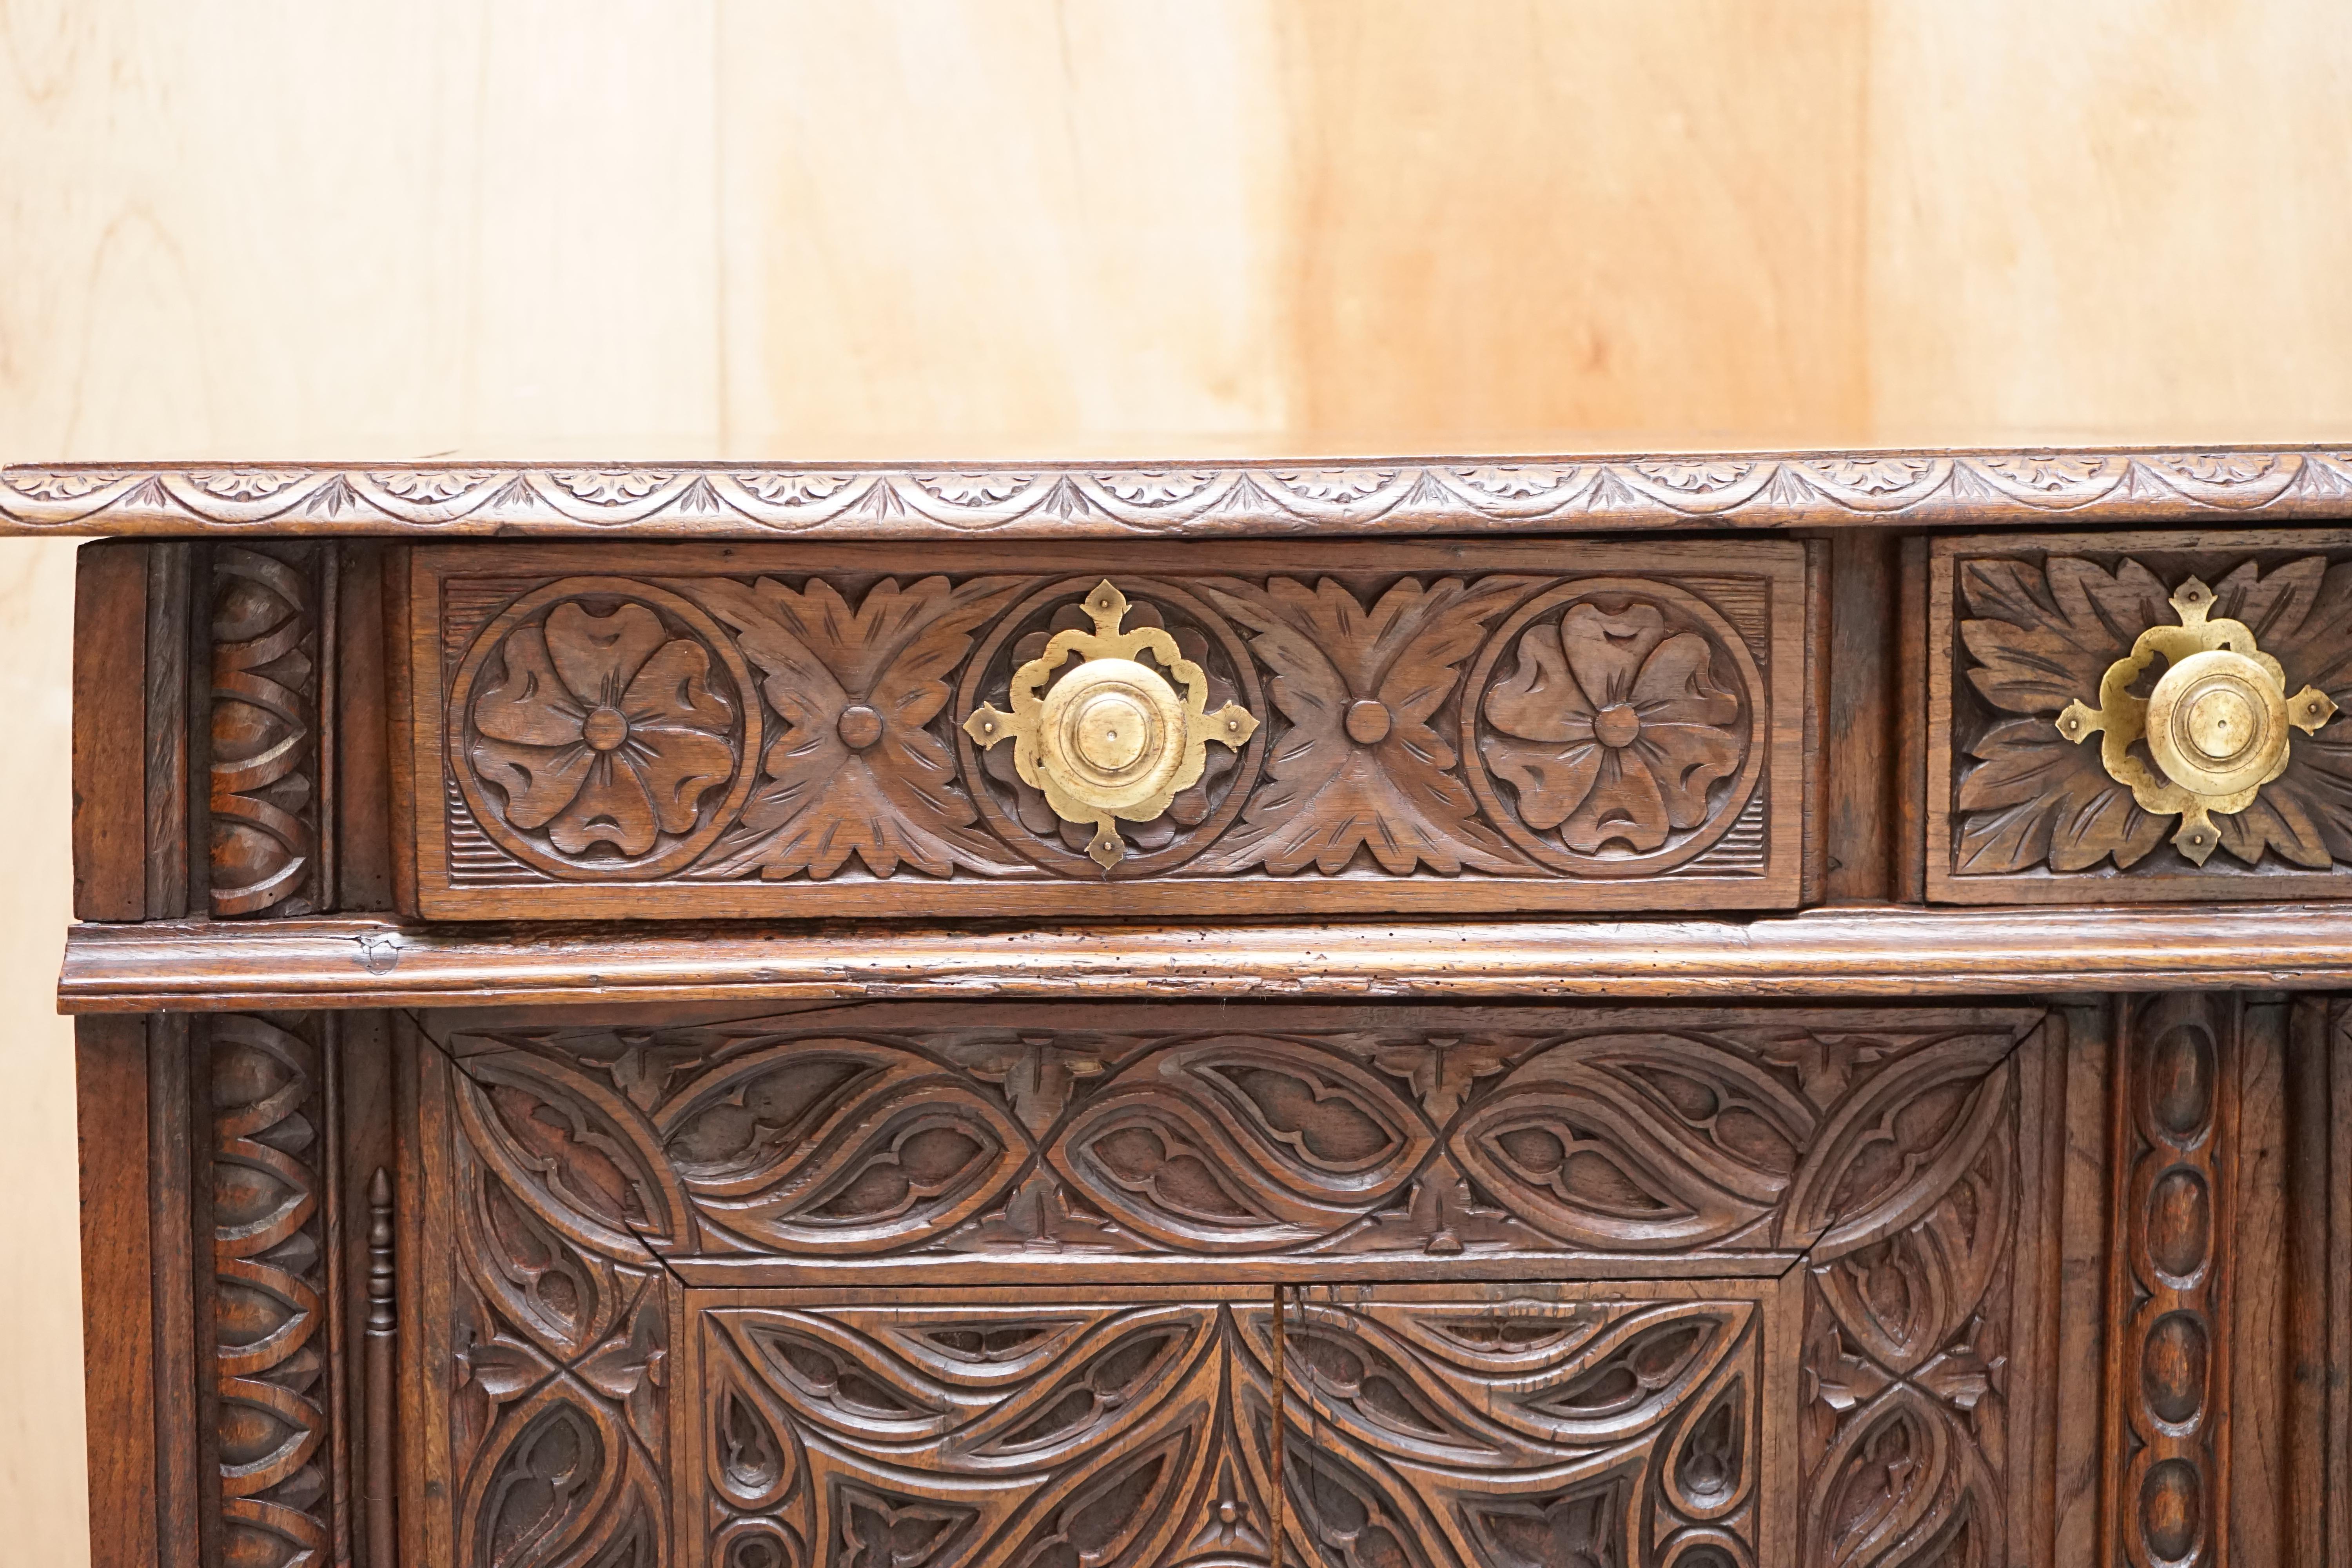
[1929,528,2352,904]
[14,4,2352,1564]
[54,904,2352,1012]
[405,539,1809,918]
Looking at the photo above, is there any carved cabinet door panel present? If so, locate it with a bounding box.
[1276,1280,1795,1568]
[681,1286,1283,1568]
[405,999,2072,1568]
[666,1279,1799,1568]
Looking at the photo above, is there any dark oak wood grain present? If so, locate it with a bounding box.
[145,542,192,918]
[1929,528,2352,904]
[76,1017,160,1568]
[47,451,2352,1568]
[73,542,148,920]
[1821,530,1898,904]
[402,539,1811,919]
[336,543,395,912]
[56,903,2352,1012]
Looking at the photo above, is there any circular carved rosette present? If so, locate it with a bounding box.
[449,577,759,879]
[957,577,1265,876]
[1463,578,1764,877]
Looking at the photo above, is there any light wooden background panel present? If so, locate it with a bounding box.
[4,2,2351,1559]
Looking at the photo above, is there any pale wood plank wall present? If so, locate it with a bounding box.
[4,4,2349,1557]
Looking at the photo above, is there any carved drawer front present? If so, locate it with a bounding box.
[402,539,1813,918]
[1929,526,2352,902]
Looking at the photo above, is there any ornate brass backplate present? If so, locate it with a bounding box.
[2056,575,2337,863]
[964,579,1259,868]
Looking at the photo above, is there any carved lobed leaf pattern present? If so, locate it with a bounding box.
[1191,576,1534,875]
[693,575,1028,879]
[439,566,1778,893]
[1953,550,2352,876]
[211,1014,334,1568]
[211,544,324,916]
[437,1009,2035,1268]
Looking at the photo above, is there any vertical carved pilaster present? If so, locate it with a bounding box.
[2284,999,2352,1568]
[210,1013,334,1567]
[2329,1003,2352,1568]
[2107,994,2234,1568]
[365,1167,397,1568]
[209,544,331,916]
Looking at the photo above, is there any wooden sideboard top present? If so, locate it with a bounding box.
[9,443,2352,539]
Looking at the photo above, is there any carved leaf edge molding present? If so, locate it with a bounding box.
[13,448,2352,535]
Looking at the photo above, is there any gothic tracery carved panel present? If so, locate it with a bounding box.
[1794,1027,2020,1567]
[1281,1283,1779,1568]
[679,1280,1784,1568]
[692,1290,1281,1568]
[426,1004,2040,1283]
[410,999,2070,1567]
[447,1029,676,1568]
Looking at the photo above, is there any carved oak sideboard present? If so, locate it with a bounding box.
[18,448,2352,1568]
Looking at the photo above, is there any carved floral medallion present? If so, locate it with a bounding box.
[450,578,759,878]
[1468,580,1763,875]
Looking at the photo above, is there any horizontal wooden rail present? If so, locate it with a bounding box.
[56,902,2352,1012]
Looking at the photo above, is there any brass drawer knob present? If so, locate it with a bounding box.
[2056,576,2336,862]
[965,580,1259,868]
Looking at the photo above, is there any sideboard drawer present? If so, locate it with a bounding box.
[398,540,1815,918]
[1928,527,2352,903]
